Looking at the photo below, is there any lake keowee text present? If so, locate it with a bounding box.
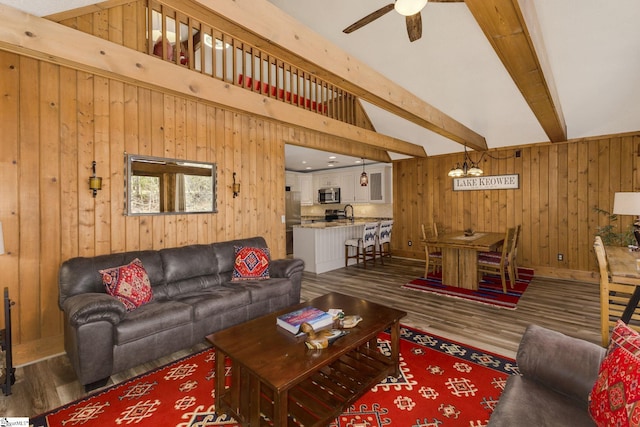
[453,174,519,191]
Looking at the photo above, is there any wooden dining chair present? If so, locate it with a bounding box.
[377,220,394,264]
[594,236,613,346]
[421,223,442,277]
[479,224,522,282]
[593,235,640,346]
[345,222,379,268]
[477,227,515,293]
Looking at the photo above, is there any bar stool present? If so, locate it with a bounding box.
[345,222,379,268]
[377,220,394,264]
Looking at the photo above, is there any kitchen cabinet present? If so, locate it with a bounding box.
[315,173,341,188]
[305,164,391,204]
[368,166,392,203]
[285,171,300,191]
[340,171,369,203]
[299,174,314,206]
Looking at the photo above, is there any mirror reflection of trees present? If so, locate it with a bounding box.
[131,176,160,213]
[126,155,216,215]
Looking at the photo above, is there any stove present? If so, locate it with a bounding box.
[324,209,346,222]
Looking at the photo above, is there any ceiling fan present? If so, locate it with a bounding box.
[343,0,464,42]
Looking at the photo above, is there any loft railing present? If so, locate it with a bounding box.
[148,1,358,125]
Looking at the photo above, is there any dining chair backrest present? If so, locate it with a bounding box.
[378,220,393,244]
[593,235,609,280]
[509,224,521,261]
[362,222,379,249]
[496,227,515,266]
[593,235,612,346]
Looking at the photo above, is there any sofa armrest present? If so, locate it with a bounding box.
[62,293,127,327]
[517,324,605,406]
[269,258,305,278]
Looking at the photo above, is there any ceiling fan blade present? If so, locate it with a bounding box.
[406,13,422,42]
[343,3,395,34]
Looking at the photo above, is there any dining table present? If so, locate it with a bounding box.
[424,230,505,290]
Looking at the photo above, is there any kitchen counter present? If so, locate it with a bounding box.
[293,222,366,274]
[294,220,368,229]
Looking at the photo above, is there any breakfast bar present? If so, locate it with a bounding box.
[293,222,366,273]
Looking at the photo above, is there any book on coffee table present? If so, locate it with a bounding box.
[277,306,334,334]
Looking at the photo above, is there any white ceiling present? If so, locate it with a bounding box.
[4,0,640,171]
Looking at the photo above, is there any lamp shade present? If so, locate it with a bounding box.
[0,221,4,255]
[394,0,428,16]
[613,192,640,215]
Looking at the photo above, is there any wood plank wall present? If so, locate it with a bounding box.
[0,46,292,364]
[392,135,640,280]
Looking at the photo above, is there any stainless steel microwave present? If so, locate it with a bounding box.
[318,187,340,204]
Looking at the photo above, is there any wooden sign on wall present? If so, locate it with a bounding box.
[453,174,520,191]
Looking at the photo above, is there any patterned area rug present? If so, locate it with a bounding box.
[401,268,534,309]
[31,325,516,427]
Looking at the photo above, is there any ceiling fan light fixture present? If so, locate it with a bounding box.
[394,0,428,16]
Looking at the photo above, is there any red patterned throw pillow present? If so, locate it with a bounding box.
[589,320,640,427]
[99,258,153,311]
[232,246,270,281]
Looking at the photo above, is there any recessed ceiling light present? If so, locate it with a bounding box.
[329,156,337,160]
[302,160,307,164]
[355,160,362,164]
[305,166,312,170]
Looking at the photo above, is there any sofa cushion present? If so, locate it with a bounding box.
[589,320,640,427]
[232,246,270,280]
[175,286,251,321]
[160,244,218,283]
[489,375,597,426]
[115,300,192,345]
[238,277,292,303]
[99,258,153,311]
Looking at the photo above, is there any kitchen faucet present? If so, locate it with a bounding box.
[343,204,354,222]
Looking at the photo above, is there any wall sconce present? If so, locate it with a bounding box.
[232,172,240,198]
[448,146,484,178]
[88,161,102,197]
[360,158,369,186]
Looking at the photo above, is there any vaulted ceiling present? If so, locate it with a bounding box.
[3,0,640,165]
[267,0,640,159]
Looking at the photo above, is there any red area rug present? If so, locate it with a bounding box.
[401,268,534,310]
[31,325,516,426]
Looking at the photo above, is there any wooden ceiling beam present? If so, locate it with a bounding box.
[188,0,488,151]
[465,0,567,142]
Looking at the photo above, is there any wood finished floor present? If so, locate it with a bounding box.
[0,257,601,418]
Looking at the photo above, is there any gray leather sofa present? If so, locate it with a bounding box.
[488,324,605,426]
[58,236,304,391]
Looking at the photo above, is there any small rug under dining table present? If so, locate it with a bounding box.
[401,267,534,309]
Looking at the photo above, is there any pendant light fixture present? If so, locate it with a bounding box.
[360,158,369,186]
[447,146,484,178]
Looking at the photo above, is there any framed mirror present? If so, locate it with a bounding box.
[125,154,217,215]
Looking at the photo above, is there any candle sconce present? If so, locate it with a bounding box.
[232,172,240,198]
[89,161,102,198]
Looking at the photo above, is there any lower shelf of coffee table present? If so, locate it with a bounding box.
[259,344,395,427]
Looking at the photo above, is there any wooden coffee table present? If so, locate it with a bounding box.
[206,292,406,427]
